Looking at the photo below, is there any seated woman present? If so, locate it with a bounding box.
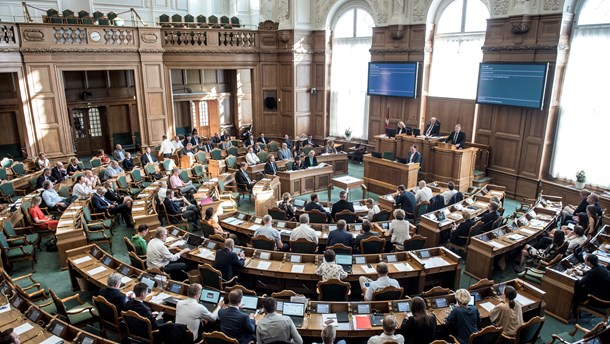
[323,140,337,154]
[203,207,232,238]
[96,149,110,164]
[583,205,599,237]
[292,156,305,170]
[446,289,480,344]
[221,137,233,150]
[29,196,58,230]
[386,209,411,251]
[66,157,83,175]
[449,210,476,246]
[278,192,296,220]
[516,231,565,272]
[399,296,436,344]
[359,198,380,222]
[490,285,523,338]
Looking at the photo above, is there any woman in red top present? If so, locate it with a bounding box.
[96,149,110,164]
[29,196,58,230]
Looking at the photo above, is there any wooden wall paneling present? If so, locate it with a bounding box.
[142,60,169,145]
[107,104,131,134]
[425,97,476,136]
[0,111,20,145]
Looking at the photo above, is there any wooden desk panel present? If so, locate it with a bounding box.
[431,147,477,192]
[278,166,333,196]
[363,155,419,195]
[373,135,397,156]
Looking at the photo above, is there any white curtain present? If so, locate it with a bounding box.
[551,25,610,187]
[329,37,371,139]
[428,33,485,99]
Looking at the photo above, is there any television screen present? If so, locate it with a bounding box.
[367,62,418,97]
[476,62,549,109]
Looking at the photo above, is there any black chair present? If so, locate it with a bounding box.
[122,310,158,343]
[466,325,503,344]
[327,243,352,254]
[372,286,404,301]
[93,295,123,340]
[403,235,427,251]
[372,209,392,222]
[317,279,350,301]
[268,207,288,221]
[290,238,317,253]
[427,194,446,213]
[360,236,385,254]
[504,316,544,344]
[334,210,358,223]
[251,235,275,250]
[448,191,463,205]
[198,263,238,291]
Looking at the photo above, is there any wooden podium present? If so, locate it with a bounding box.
[277,165,333,196]
[395,135,445,180]
[431,144,478,192]
[252,177,281,217]
[363,155,419,195]
[373,135,397,155]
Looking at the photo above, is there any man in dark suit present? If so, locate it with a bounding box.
[305,135,318,147]
[235,162,256,191]
[572,254,610,318]
[99,273,129,313]
[163,189,201,231]
[125,282,164,329]
[213,238,245,280]
[355,220,379,253]
[331,191,355,220]
[283,134,293,150]
[218,288,256,344]
[327,220,354,247]
[257,133,268,145]
[140,147,158,165]
[264,155,279,175]
[394,185,416,216]
[201,139,215,153]
[424,117,441,137]
[292,156,305,170]
[51,162,68,182]
[303,151,318,168]
[406,145,421,164]
[92,187,134,227]
[211,133,222,144]
[445,124,466,149]
[36,168,56,189]
[243,134,256,148]
[304,193,331,220]
[478,202,500,232]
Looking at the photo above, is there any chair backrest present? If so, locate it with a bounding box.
[403,234,427,251]
[196,15,207,24]
[12,163,25,175]
[122,310,154,343]
[334,209,358,223]
[427,194,445,213]
[0,182,14,197]
[514,316,544,344]
[1,158,14,168]
[469,325,503,344]
[225,156,237,169]
[195,151,207,164]
[360,236,386,254]
[123,237,136,254]
[492,216,503,230]
[372,285,404,301]
[90,158,101,168]
[230,16,240,26]
[0,168,7,180]
[49,289,68,318]
[208,15,219,25]
[162,159,175,173]
[268,207,288,221]
[224,284,257,296]
[130,169,142,182]
[372,209,392,222]
[251,235,275,250]
[179,170,190,183]
[0,231,10,248]
[317,279,350,301]
[449,191,464,205]
[286,161,294,170]
[302,146,314,155]
[199,263,223,290]
[128,251,146,270]
[271,290,302,299]
[2,221,16,237]
[468,278,495,292]
[327,243,352,254]
[202,331,239,344]
[306,209,327,223]
[227,147,238,157]
[268,141,279,152]
[211,149,222,160]
[201,220,216,238]
[93,295,120,331]
[290,238,317,253]
[257,151,269,162]
[421,286,453,298]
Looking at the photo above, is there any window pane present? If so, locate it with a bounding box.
[199,101,209,126]
[465,0,489,32]
[578,0,610,25]
[436,0,463,34]
[89,108,102,137]
[355,9,374,37]
[334,9,354,38]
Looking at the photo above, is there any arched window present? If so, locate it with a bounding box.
[428,0,489,99]
[329,6,374,139]
[551,0,610,186]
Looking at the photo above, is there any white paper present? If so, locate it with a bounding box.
[150,292,171,304]
[480,302,495,312]
[515,294,533,306]
[393,263,411,272]
[291,265,305,273]
[249,224,261,231]
[14,323,34,335]
[73,256,92,264]
[0,305,10,313]
[198,249,214,259]
[361,265,376,274]
[520,228,536,235]
[489,241,505,249]
[87,266,107,275]
[508,234,526,241]
[257,261,272,270]
[121,276,132,284]
[40,335,64,344]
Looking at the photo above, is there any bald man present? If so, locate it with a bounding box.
[213,239,246,280]
[424,117,441,137]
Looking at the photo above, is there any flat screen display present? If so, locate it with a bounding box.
[283,302,305,316]
[241,295,258,310]
[476,62,549,109]
[367,62,418,98]
[200,289,220,304]
[397,301,410,312]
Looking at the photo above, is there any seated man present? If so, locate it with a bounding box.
[36,152,50,170]
[92,187,134,227]
[327,220,354,247]
[146,227,190,280]
[415,180,433,204]
[256,297,303,344]
[243,135,256,149]
[41,181,70,211]
[122,152,135,171]
[572,254,610,319]
[214,239,246,280]
[394,184,416,217]
[304,193,331,220]
[176,283,223,341]
[51,162,68,182]
[331,191,355,220]
[303,150,318,168]
[367,315,404,344]
[83,169,101,188]
[354,220,378,253]
[283,134,293,149]
[292,156,305,170]
[257,132,268,145]
[264,155,279,175]
[125,282,164,329]
[235,162,256,191]
[172,136,184,150]
[245,147,260,166]
[445,124,466,149]
[477,202,500,232]
[406,145,421,164]
[140,146,158,165]
[179,143,196,158]
[163,189,201,231]
[104,180,133,207]
[316,249,347,281]
[99,273,129,313]
[169,168,198,200]
[211,132,222,144]
[359,263,400,301]
[440,181,458,206]
[305,135,318,147]
[201,138,215,153]
[112,144,126,162]
[424,117,441,137]
[104,160,124,180]
[290,214,319,246]
[561,189,590,224]
[253,215,284,250]
[278,143,292,160]
[36,168,55,189]
[218,289,256,344]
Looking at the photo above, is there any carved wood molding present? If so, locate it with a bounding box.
[258,20,279,30]
[481,44,557,52]
[163,48,260,54]
[140,32,158,44]
[20,47,140,53]
[22,28,44,41]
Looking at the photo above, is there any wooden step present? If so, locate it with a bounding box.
[473,169,485,178]
[473,176,493,187]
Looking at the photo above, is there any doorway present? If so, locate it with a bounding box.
[69,106,107,155]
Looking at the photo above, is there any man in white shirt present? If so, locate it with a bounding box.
[290,214,318,245]
[415,180,433,204]
[146,227,190,280]
[160,135,175,158]
[256,297,303,344]
[72,175,92,198]
[359,198,380,222]
[141,146,158,165]
[171,136,184,150]
[245,147,260,165]
[84,169,100,188]
[176,283,223,341]
[157,180,168,202]
[367,315,404,344]
[359,263,400,301]
[440,181,458,205]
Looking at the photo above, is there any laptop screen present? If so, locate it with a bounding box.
[101,255,113,266]
[357,304,370,314]
[171,228,180,237]
[434,298,448,308]
[78,335,95,344]
[241,295,258,310]
[316,303,330,314]
[167,283,182,294]
[51,322,65,336]
[259,252,271,260]
[397,301,410,312]
[200,289,220,304]
[119,265,131,276]
[335,254,352,265]
[386,254,397,263]
[355,256,366,265]
[294,199,306,207]
[283,302,305,317]
[419,250,431,259]
[141,276,155,290]
[290,255,301,263]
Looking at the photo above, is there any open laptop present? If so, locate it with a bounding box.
[199,288,221,312]
[293,199,306,208]
[335,254,352,273]
[180,234,203,249]
[283,302,306,328]
[140,275,156,293]
[240,295,259,314]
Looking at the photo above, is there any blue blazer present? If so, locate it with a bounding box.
[327,229,354,247]
[218,307,256,344]
[396,191,416,214]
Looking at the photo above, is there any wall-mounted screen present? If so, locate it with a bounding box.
[475,62,549,109]
[367,62,418,98]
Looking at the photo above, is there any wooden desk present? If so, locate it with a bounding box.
[252,177,281,217]
[208,159,226,177]
[431,146,478,192]
[132,181,162,228]
[373,135,397,156]
[329,176,366,201]
[363,155,419,195]
[395,135,445,181]
[277,166,333,196]
[317,153,349,175]
[56,200,88,270]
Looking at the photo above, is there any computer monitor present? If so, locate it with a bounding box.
[385,128,396,138]
[283,302,305,317]
[335,254,352,266]
[293,199,306,207]
[199,289,221,304]
[241,295,258,310]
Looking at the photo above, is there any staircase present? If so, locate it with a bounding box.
[473,169,493,187]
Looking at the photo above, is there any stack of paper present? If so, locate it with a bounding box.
[257,261,272,270]
[393,263,411,272]
[291,265,305,273]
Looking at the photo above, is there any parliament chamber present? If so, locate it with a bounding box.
[1,1,610,344]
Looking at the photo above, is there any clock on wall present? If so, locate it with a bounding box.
[90,31,101,42]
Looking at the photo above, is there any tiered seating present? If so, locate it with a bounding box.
[158,14,241,28]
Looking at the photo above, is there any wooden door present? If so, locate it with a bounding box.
[190,100,220,138]
[69,107,106,156]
